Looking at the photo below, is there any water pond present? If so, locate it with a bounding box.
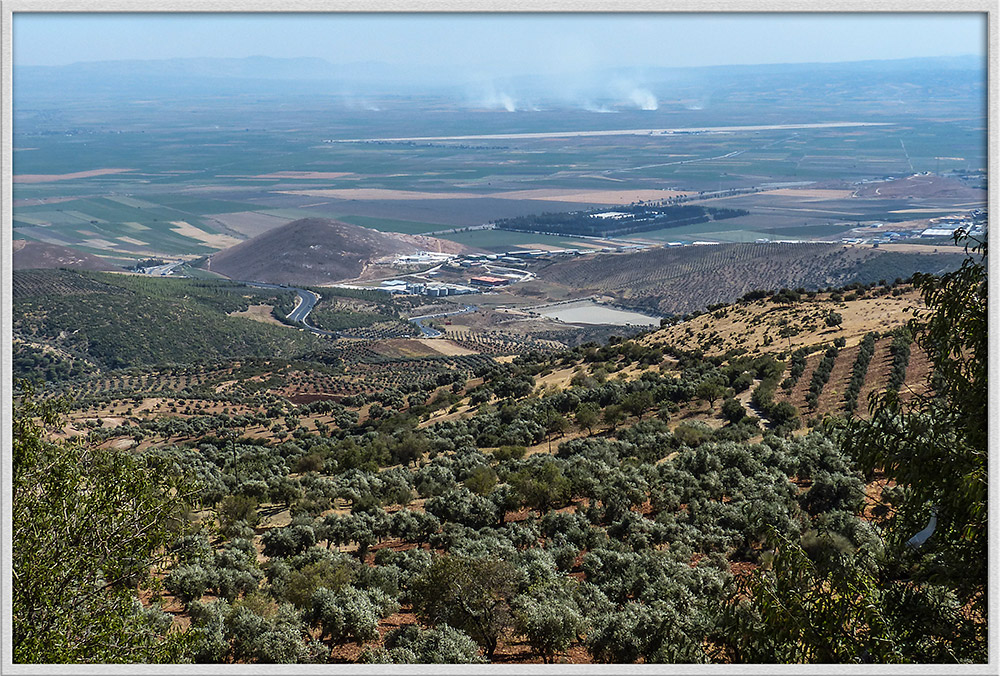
[535,300,660,326]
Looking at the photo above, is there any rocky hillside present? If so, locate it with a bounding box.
[12,240,118,272]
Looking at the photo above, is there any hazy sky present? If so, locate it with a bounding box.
[14,12,986,72]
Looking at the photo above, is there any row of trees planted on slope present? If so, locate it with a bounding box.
[12,235,986,664]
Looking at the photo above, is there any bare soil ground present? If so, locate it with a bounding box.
[815,343,859,415]
[210,211,294,238]
[855,337,895,415]
[169,221,243,249]
[13,168,135,183]
[413,338,479,356]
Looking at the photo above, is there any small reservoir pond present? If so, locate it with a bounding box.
[535,300,660,326]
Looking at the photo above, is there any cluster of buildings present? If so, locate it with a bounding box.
[376,279,480,297]
[919,210,987,239]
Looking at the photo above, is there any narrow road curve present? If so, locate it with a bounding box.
[407,304,477,337]
[239,281,342,338]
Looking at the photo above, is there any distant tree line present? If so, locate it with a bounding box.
[493,204,748,238]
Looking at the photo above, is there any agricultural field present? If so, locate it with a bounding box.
[12,52,987,667]
[13,68,986,266]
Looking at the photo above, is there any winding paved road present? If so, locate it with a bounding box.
[239,280,475,340]
[240,281,342,337]
[407,305,478,337]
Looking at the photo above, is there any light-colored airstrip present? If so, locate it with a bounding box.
[327,122,893,144]
[756,188,856,199]
[254,171,354,179]
[170,221,243,248]
[277,189,471,201]
[492,188,692,203]
[13,168,135,183]
[277,187,693,205]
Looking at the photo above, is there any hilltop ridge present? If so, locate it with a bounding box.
[207,217,471,285]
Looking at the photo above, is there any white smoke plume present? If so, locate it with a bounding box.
[628,88,658,110]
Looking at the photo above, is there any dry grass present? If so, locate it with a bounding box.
[228,304,286,327]
[645,289,923,357]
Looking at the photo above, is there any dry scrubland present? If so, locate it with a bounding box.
[647,288,923,356]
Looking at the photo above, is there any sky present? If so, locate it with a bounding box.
[13,12,987,74]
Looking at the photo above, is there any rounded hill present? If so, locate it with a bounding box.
[207,217,469,285]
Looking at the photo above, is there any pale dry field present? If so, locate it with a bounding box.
[228,304,286,326]
[278,187,691,204]
[170,221,243,248]
[209,211,294,238]
[13,168,135,183]
[277,188,472,201]
[79,238,118,249]
[413,338,479,356]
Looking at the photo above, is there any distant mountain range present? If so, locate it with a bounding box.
[15,54,985,107]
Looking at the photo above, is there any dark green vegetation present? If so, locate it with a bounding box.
[10,53,987,665]
[13,386,194,663]
[722,234,987,663]
[494,204,747,238]
[11,238,986,664]
[842,332,878,414]
[12,270,322,373]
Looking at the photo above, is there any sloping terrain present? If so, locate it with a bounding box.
[537,242,964,316]
[207,217,470,285]
[644,287,923,356]
[12,240,118,271]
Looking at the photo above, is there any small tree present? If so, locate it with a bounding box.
[409,555,519,660]
[513,580,586,663]
[575,402,600,434]
[695,380,726,409]
[602,404,625,431]
[721,397,746,425]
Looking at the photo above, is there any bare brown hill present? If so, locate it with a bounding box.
[12,240,118,272]
[537,242,963,316]
[207,217,470,285]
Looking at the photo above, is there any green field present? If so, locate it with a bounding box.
[12,81,986,264]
